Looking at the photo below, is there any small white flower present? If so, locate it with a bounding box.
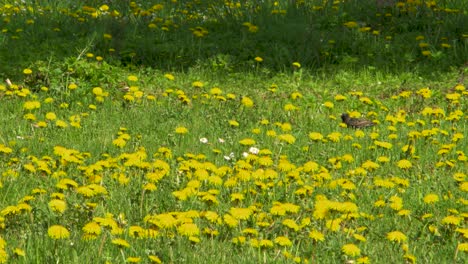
[242,152,249,158]
[249,147,259,154]
[199,137,208,144]
[218,138,225,143]
[225,153,235,161]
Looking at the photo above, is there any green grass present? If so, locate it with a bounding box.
[0,0,467,263]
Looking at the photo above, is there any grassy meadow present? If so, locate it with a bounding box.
[0,0,467,263]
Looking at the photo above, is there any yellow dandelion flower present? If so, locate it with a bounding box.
[23,101,41,110]
[99,5,109,12]
[148,255,162,263]
[23,68,33,75]
[441,215,461,226]
[418,42,429,48]
[13,248,25,257]
[112,238,130,248]
[230,207,253,220]
[327,132,341,142]
[164,73,175,81]
[128,226,145,238]
[342,243,361,257]
[270,204,286,216]
[398,210,411,217]
[343,21,358,28]
[422,50,431,56]
[223,214,239,227]
[278,134,296,144]
[148,213,178,229]
[55,120,68,128]
[0,249,7,263]
[387,231,407,243]
[334,94,347,101]
[112,137,126,148]
[127,257,141,263]
[458,243,468,252]
[309,230,325,242]
[292,62,301,68]
[362,160,380,171]
[232,236,247,245]
[423,194,439,204]
[326,218,342,232]
[274,236,292,247]
[353,234,367,242]
[45,112,57,121]
[284,103,298,111]
[404,254,416,263]
[192,81,204,88]
[241,96,254,107]
[239,138,255,146]
[127,75,138,82]
[453,172,466,182]
[48,225,70,239]
[323,101,334,108]
[357,256,370,264]
[242,228,258,236]
[259,239,274,248]
[210,87,223,95]
[24,113,36,120]
[374,140,393,149]
[460,182,468,192]
[229,120,240,127]
[68,83,78,90]
[92,87,103,96]
[247,24,258,33]
[260,119,270,125]
[82,222,102,235]
[291,92,303,99]
[177,223,200,237]
[282,219,300,231]
[374,178,395,188]
[389,196,403,210]
[203,211,219,223]
[123,94,135,101]
[397,159,412,169]
[417,87,432,98]
[254,56,263,62]
[265,130,276,137]
[175,126,188,134]
[48,199,67,213]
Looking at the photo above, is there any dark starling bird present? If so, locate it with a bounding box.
[341,113,375,128]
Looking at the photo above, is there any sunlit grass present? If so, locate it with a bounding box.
[0,0,467,263]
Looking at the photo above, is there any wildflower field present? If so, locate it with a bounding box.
[0,0,467,263]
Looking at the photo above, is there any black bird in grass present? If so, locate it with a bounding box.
[341,113,375,128]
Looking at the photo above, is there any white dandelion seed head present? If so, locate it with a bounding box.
[249,147,259,154]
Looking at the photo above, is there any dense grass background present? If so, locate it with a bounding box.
[1,0,467,79]
[0,0,467,263]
